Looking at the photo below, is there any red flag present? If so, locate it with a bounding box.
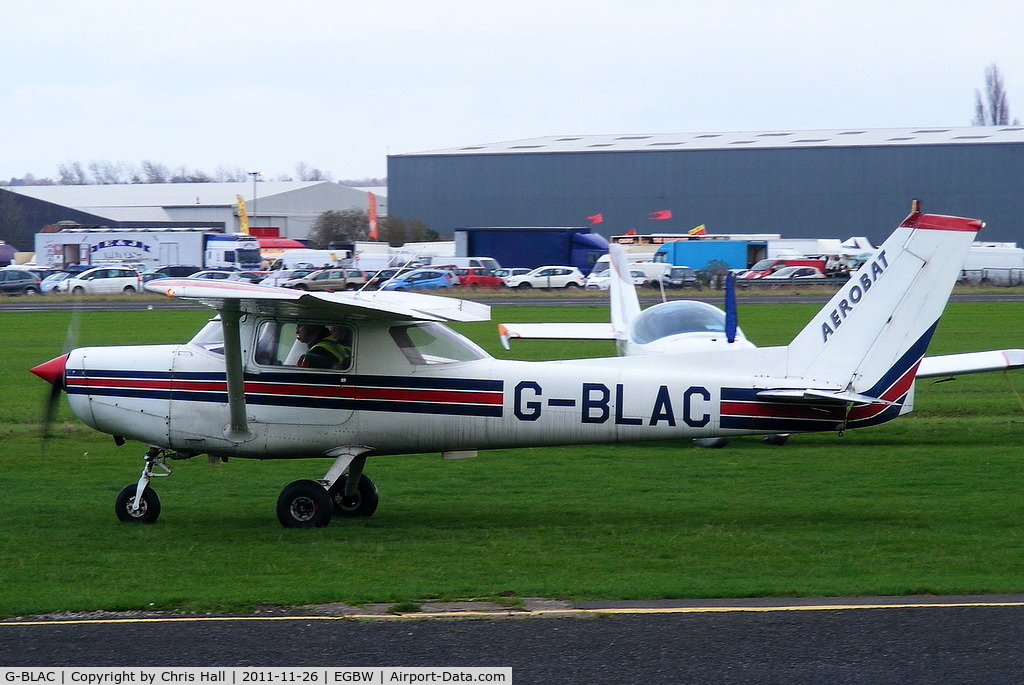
[648,209,672,220]
[587,213,604,225]
[367,192,379,240]
[622,229,637,235]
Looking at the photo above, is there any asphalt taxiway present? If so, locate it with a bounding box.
[3,596,1023,684]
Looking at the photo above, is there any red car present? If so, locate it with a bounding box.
[454,267,505,289]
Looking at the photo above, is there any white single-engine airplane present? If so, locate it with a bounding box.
[30,204,1021,527]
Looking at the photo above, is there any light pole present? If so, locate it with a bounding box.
[248,171,261,230]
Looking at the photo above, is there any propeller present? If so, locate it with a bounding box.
[33,306,78,442]
[725,271,737,343]
[32,353,70,440]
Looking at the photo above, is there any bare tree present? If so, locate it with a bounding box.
[972,63,1019,125]
[57,161,89,185]
[141,160,170,184]
[308,208,370,247]
[294,163,332,182]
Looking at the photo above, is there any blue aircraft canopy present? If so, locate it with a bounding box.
[630,300,728,345]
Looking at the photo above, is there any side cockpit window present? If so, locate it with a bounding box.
[255,321,354,371]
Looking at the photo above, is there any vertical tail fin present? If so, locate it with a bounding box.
[784,204,983,397]
[608,243,642,342]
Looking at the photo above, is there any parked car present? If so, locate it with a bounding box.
[181,270,266,284]
[0,268,42,295]
[186,270,240,281]
[454,267,505,289]
[760,265,826,282]
[494,267,530,285]
[365,267,414,290]
[505,266,585,289]
[259,269,314,288]
[140,265,202,282]
[584,269,649,291]
[662,266,700,289]
[56,266,142,295]
[380,268,455,291]
[39,270,77,293]
[428,265,462,286]
[282,268,367,291]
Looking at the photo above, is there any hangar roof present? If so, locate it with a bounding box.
[399,125,1024,156]
[4,181,329,209]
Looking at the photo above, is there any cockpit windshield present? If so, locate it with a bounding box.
[630,301,729,344]
[189,317,225,354]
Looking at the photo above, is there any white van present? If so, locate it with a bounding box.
[57,266,142,295]
[430,256,501,271]
[590,255,668,285]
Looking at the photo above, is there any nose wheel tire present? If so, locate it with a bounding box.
[115,484,161,523]
[277,479,333,528]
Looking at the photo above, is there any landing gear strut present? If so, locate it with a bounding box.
[276,450,378,528]
[115,447,171,523]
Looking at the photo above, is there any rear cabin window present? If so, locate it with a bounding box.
[389,322,488,365]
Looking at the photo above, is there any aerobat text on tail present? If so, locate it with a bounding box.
[32,203,1007,527]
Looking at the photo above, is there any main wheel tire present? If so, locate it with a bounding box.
[277,479,333,528]
[328,473,379,518]
[115,484,161,523]
[72,286,86,295]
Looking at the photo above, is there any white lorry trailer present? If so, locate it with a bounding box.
[34,228,263,271]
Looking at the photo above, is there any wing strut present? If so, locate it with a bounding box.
[220,302,253,441]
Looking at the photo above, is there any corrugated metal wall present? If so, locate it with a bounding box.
[388,143,1024,246]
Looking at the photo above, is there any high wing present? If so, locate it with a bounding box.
[145,279,490,322]
[916,349,1024,378]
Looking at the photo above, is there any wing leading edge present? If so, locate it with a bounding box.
[145,279,491,323]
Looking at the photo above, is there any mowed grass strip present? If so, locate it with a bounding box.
[0,301,1022,616]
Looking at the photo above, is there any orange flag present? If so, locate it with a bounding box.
[367,192,379,240]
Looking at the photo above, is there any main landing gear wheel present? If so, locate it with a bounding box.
[328,473,379,518]
[277,479,333,528]
[115,484,161,523]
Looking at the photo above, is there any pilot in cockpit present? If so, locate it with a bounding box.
[296,323,351,370]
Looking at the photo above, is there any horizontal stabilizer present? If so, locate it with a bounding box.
[756,388,900,407]
[917,349,1024,378]
[499,322,617,350]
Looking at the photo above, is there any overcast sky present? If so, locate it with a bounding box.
[3,0,1021,183]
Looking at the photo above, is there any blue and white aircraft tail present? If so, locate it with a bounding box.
[715,205,987,434]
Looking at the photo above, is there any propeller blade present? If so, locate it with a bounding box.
[725,272,737,343]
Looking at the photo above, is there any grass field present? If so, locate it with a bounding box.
[1,300,1022,617]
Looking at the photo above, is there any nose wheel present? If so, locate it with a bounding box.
[115,484,161,523]
[115,447,172,524]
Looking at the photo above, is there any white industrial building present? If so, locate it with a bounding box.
[1,181,384,246]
